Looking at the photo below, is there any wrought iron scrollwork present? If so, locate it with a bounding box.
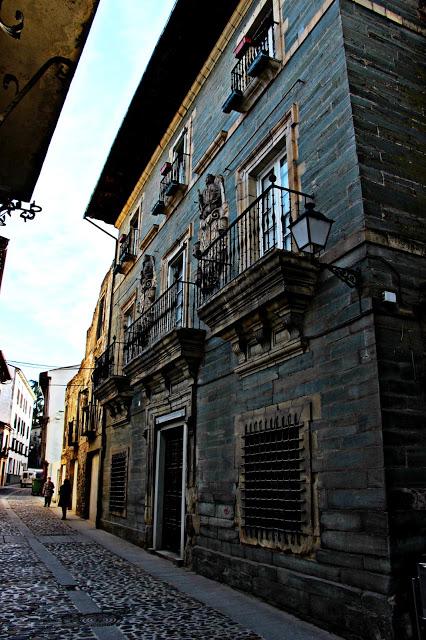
[0,198,41,226]
[0,1,24,39]
[0,56,73,127]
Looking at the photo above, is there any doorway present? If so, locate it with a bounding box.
[88,453,99,522]
[153,423,187,557]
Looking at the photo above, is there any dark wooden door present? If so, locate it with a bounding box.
[162,427,183,552]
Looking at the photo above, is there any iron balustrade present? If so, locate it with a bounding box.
[231,24,275,94]
[93,339,125,389]
[124,280,199,365]
[196,183,314,305]
[159,153,190,201]
[119,228,138,263]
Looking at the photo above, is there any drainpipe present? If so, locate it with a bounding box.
[83,215,118,528]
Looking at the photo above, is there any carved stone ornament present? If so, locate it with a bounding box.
[139,254,157,314]
[194,174,228,255]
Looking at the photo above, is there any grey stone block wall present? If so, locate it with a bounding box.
[99,1,425,639]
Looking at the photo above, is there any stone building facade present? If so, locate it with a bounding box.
[62,268,112,520]
[86,2,425,639]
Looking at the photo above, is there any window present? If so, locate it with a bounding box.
[153,119,193,216]
[236,107,300,254]
[96,296,105,340]
[223,0,282,113]
[257,154,290,253]
[109,451,128,515]
[168,249,185,328]
[119,211,139,266]
[236,400,317,554]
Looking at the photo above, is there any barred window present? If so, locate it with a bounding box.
[237,402,316,554]
[109,451,128,515]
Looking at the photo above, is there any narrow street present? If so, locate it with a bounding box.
[0,488,343,640]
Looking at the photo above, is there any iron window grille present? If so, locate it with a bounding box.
[241,411,312,549]
[109,451,128,515]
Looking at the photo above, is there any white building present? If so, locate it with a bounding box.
[39,366,77,499]
[0,365,35,485]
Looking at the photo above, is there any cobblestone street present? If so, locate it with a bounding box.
[0,489,342,640]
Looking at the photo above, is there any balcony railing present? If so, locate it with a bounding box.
[124,280,199,365]
[196,183,314,306]
[231,24,275,95]
[93,339,125,389]
[153,154,190,215]
[119,228,138,264]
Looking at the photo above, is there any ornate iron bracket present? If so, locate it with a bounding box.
[0,197,41,225]
[319,262,362,291]
[0,2,23,39]
[316,259,362,312]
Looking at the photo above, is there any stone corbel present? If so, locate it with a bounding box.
[160,369,172,393]
[253,308,271,348]
[107,396,131,423]
[230,323,248,363]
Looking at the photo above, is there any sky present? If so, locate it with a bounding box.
[0,0,176,385]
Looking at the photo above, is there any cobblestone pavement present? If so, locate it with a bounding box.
[0,490,262,640]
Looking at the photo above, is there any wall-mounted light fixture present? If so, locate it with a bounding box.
[289,202,362,293]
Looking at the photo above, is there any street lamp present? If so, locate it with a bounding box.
[289,201,362,292]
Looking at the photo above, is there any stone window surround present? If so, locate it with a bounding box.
[235,103,300,219]
[159,225,193,294]
[235,0,284,65]
[235,396,320,555]
[109,448,129,518]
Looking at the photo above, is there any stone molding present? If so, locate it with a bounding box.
[197,249,319,376]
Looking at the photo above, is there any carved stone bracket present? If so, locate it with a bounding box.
[123,327,206,397]
[93,373,131,427]
[107,396,132,427]
[197,248,319,377]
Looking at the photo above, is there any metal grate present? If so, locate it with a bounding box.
[242,416,305,537]
[109,451,127,514]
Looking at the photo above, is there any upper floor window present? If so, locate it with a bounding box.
[152,124,192,216]
[96,295,105,341]
[167,248,186,328]
[257,153,291,253]
[118,209,140,269]
[223,0,282,114]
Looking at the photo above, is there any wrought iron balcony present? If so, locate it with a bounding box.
[124,280,199,366]
[118,228,138,264]
[196,182,314,306]
[80,401,99,439]
[152,154,190,215]
[223,24,276,113]
[93,339,125,390]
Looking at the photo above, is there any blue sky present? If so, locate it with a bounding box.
[0,0,176,384]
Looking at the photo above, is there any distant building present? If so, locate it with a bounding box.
[39,366,78,500]
[0,365,35,484]
[61,268,113,519]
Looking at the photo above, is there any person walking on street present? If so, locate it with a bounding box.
[58,478,72,520]
[42,476,55,507]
